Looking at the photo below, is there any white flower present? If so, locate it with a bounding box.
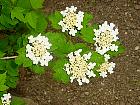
[104,54,110,61]
[64,49,96,85]
[110,44,118,51]
[88,62,96,70]
[99,71,107,78]
[69,29,77,36]
[93,21,119,55]
[58,6,84,36]
[1,93,11,105]
[83,52,92,61]
[26,34,53,66]
[86,70,96,78]
[97,61,116,78]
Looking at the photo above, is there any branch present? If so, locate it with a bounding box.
[0,56,18,60]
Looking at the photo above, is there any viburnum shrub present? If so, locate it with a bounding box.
[0,0,47,104]
[0,2,125,105]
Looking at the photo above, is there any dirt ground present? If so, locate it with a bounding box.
[12,0,140,105]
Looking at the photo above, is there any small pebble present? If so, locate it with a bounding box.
[48,100,51,103]
[101,82,105,86]
[137,69,140,72]
[84,92,89,96]
[92,102,96,104]
[124,32,128,35]
[134,5,140,10]
[135,46,139,50]
[138,96,140,100]
[44,91,47,95]
[68,99,71,101]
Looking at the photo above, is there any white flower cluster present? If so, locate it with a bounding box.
[64,49,96,85]
[93,21,119,55]
[97,54,116,78]
[26,34,53,66]
[58,6,84,36]
[1,93,11,105]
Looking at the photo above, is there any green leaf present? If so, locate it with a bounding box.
[48,11,63,29]
[89,52,105,65]
[0,85,9,91]
[31,65,45,74]
[16,0,32,9]
[0,102,2,105]
[53,69,70,84]
[79,13,95,43]
[6,76,18,88]
[107,44,125,57]
[23,58,32,67]
[6,60,19,76]
[1,0,11,16]
[0,60,6,70]
[0,14,18,28]
[0,72,7,85]
[54,41,73,57]
[46,32,67,51]
[17,37,23,48]
[88,52,105,76]
[0,72,8,91]
[82,12,93,26]
[53,59,70,84]
[80,26,94,43]
[15,47,32,67]
[22,35,29,46]
[30,0,44,9]
[25,12,47,32]
[0,38,9,52]
[0,24,6,30]
[15,55,23,66]
[11,7,26,22]
[36,13,48,32]
[93,70,100,77]
[11,96,26,105]
[0,51,5,58]
[73,43,90,54]
[93,23,99,30]
[11,0,17,4]
[15,55,32,67]
[46,32,90,58]
[25,11,38,29]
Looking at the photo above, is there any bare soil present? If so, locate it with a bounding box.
[12,0,140,105]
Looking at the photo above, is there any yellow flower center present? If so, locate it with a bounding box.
[96,30,113,48]
[69,55,88,79]
[97,62,110,72]
[63,12,77,29]
[32,41,46,57]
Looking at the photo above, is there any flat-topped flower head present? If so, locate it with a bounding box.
[64,49,96,85]
[26,34,53,66]
[93,21,119,55]
[58,6,84,36]
[1,93,11,105]
[97,61,115,78]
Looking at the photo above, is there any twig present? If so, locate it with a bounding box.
[0,56,18,60]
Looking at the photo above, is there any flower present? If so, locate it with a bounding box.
[26,34,53,66]
[93,21,119,55]
[58,6,84,36]
[1,93,11,105]
[104,54,110,61]
[97,61,116,78]
[64,49,96,85]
